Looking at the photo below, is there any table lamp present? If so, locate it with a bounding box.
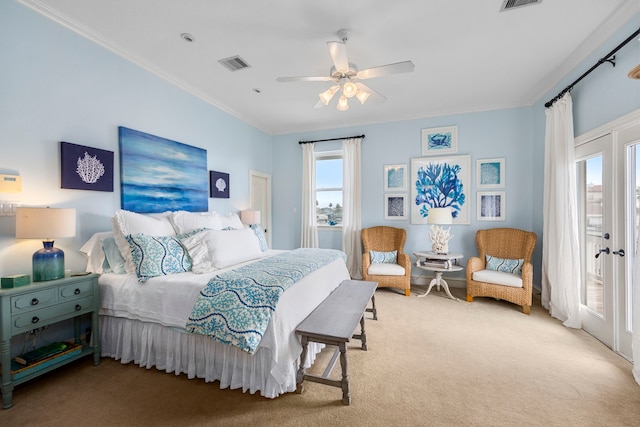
[240,210,261,226]
[16,207,76,282]
[427,207,453,254]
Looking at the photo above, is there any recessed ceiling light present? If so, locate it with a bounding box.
[180,33,195,42]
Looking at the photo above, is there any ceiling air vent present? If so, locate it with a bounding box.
[218,55,251,72]
[500,0,542,12]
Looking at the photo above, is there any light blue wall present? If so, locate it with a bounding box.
[0,1,273,277]
[273,108,535,282]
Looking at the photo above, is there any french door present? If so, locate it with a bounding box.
[576,121,640,360]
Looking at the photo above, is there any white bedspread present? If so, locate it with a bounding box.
[98,250,351,394]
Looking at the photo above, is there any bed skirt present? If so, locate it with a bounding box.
[99,315,323,398]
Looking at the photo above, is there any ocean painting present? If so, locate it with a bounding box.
[421,126,458,155]
[119,127,208,213]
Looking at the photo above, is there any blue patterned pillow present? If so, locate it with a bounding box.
[370,250,397,264]
[249,224,268,252]
[486,255,524,276]
[126,234,193,282]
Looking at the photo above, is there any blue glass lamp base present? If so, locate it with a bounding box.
[33,241,65,282]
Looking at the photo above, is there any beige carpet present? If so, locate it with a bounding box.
[2,286,640,427]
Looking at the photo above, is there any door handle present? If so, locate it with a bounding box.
[613,249,625,257]
[595,247,610,258]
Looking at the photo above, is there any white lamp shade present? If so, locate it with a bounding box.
[427,207,452,225]
[16,207,76,239]
[240,210,261,225]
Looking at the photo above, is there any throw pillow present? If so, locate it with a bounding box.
[370,250,398,264]
[126,234,193,282]
[485,255,524,276]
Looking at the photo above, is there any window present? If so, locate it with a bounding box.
[315,150,343,226]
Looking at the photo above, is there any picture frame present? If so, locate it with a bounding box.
[61,141,114,192]
[209,170,230,198]
[421,126,458,156]
[477,158,505,188]
[119,126,208,213]
[477,191,506,221]
[383,164,407,192]
[384,193,407,220]
[410,155,471,224]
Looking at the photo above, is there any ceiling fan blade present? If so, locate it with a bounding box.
[313,99,326,109]
[356,61,415,80]
[276,76,333,82]
[327,41,349,73]
[355,82,387,104]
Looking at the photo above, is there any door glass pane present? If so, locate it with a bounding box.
[583,155,604,315]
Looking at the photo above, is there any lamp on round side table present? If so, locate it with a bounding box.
[15,207,76,282]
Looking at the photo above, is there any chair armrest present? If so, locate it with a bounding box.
[466,256,484,281]
[362,252,371,277]
[521,262,533,291]
[397,253,411,275]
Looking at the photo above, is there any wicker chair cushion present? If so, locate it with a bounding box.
[486,255,524,275]
[369,250,397,264]
[472,269,522,288]
[368,263,406,276]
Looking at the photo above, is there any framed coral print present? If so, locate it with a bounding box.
[61,141,114,192]
[477,158,505,188]
[210,170,230,198]
[477,191,505,221]
[421,126,458,156]
[383,164,407,192]
[410,155,470,224]
[384,193,407,220]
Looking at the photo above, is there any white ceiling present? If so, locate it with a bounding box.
[19,0,638,135]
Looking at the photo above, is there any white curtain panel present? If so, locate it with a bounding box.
[634,231,640,384]
[541,93,581,329]
[342,137,362,279]
[300,143,318,248]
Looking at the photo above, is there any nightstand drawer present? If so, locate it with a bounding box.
[10,288,57,313]
[59,281,93,300]
[12,296,94,333]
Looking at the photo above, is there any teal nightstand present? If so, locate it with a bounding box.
[0,273,100,409]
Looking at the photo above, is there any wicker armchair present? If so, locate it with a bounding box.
[466,228,537,314]
[361,226,411,296]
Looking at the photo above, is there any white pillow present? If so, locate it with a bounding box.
[169,210,222,234]
[180,228,264,271]
[111,209,176,274]
[79,231,113,273]
[219,212,244,230]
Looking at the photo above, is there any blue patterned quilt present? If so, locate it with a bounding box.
[185,248,347,354]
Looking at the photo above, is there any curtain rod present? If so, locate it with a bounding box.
[545,27,640,108]
[298,134,365,144]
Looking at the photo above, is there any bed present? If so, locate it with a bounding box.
[81,209,350,398]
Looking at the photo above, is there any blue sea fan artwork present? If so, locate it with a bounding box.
[427,132,452,149]
[415,162,465,219]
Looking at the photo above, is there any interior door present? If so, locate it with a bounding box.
[249,170,271,247]
[576,134,614,348]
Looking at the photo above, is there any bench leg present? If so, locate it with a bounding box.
[359,315,368,351]
[339,342,351,405]
[368,294,378,320]
[296,336,309,394]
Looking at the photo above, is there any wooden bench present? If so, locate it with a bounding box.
[295,279,378,405]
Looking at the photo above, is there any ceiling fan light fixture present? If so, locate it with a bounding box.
[319,85,340,105]
[337,95,349,111]
[356,90,370,105]
[342,81,358,98]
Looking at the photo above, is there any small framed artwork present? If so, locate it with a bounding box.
[421,126,458,156]
[210,171,230,198]
[477,158,505,188]
[61,141,114,192]
[383,164,407,192]
[384,193,408,220]
[477,191,506,221]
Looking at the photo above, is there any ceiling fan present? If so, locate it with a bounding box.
[276,29,415,111]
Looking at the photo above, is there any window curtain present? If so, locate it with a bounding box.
[541,93,581,329]
[342,137,362,279]
[300,143,318,248]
